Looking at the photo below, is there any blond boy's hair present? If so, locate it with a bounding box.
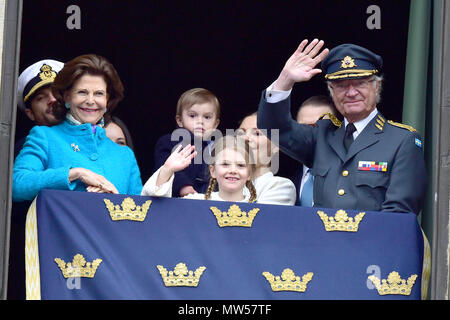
[176,88,221,119]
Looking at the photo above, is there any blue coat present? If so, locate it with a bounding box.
[13,120,143,201]
[258,91,427,214]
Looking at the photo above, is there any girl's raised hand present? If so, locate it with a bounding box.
[163,144,197,174]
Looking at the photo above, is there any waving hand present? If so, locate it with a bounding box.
[274,39,329,91]
[156,144,197,186]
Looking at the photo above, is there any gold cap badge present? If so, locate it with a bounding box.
[39,64,57,81]
[341,56,357,68]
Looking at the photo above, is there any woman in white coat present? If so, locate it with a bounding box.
[236,112,296,206]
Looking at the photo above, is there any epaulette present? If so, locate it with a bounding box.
[387,120,417,132]
[319,112,342,128]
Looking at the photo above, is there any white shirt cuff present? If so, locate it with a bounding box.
[141,166,174,197]
[265,80,292,103]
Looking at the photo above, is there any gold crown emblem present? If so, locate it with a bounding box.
[341,56,357,68]
[317,209,365,232]
[54,254,102,278]
[157,262,206,287]
[262,268,314,292]
[368,271,418,296]
[210,204,260,227]
[39,64,57,81]
[103,197,152,222]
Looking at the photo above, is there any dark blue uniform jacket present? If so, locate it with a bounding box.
[258,91,427,214]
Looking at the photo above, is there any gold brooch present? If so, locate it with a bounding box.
[104,197,152,222]
[341,56,357,68]
[157,262,206,287]
[262,268,313,292]
[54,254,102,278]
[317,209,365,232]
[368,271,418,296]
[210,204,260,227]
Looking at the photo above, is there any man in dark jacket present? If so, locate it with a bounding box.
[258,39,427,214]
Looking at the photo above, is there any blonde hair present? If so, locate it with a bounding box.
[176,88,221,119]
[204,135,257,202]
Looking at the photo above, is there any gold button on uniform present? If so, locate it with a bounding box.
[342,170,349,176]
[338,189,345,196]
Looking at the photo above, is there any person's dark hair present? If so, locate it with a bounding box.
[51,54,124,119]
[296,95,340,121]
[104,115,134,151]
[237,111,257,127]
[298,95,336,113]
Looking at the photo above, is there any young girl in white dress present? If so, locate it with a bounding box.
[141,135,257,203]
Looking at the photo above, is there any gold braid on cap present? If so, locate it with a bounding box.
[23,64,58,102]
[325,69,378,80]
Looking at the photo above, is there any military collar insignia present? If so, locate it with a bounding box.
[341,56,357,69]
[375,114,385,131]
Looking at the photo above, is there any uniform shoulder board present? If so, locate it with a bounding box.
[387,120,416,132]
[319,113,342,128]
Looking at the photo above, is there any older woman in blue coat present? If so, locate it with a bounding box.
[13,54,142,201]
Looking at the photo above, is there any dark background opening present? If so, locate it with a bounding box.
[16,0,410,181]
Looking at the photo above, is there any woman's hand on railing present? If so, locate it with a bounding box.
[69,167,119,194]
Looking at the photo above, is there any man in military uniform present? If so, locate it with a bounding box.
[257,39,427,214]
[15,59,64,156]
[9,59,63,299]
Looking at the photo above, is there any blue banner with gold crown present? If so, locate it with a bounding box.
[25,189,430,300]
